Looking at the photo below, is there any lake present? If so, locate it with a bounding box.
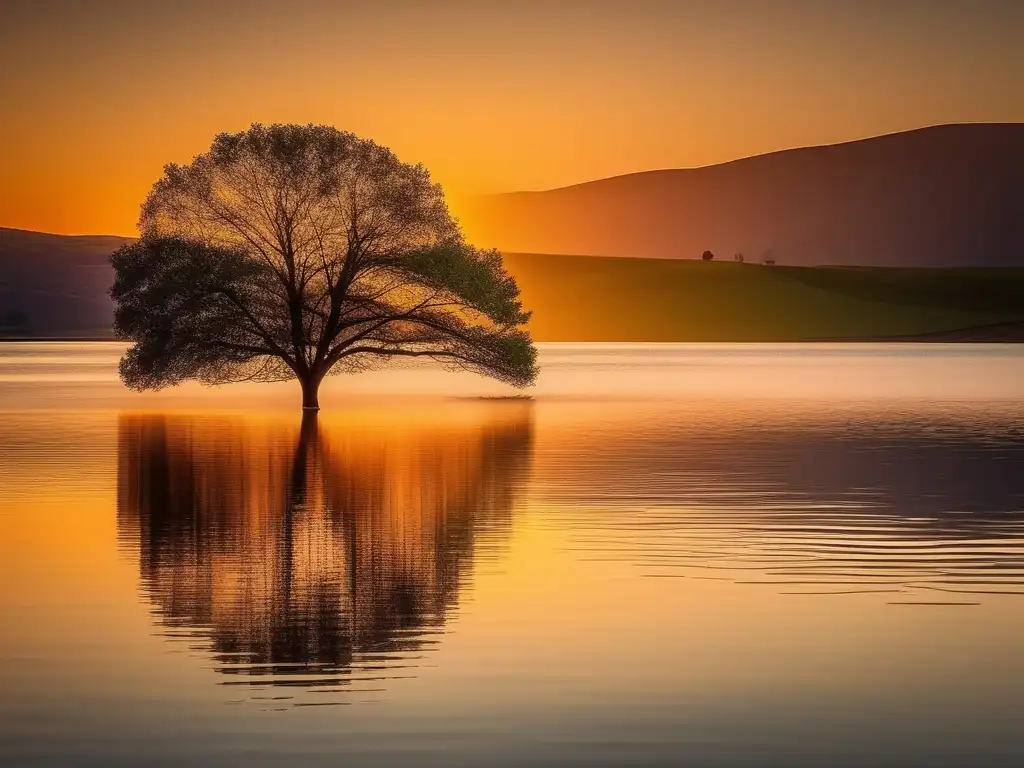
[1,342,1023,767]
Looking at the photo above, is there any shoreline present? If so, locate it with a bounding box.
[815,321,1024,343]
[3,321,1024,345]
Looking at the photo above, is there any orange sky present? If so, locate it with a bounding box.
[1,0,1020,236]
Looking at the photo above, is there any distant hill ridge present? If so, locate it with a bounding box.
[0,228,131,336]
[465,123,1024,268]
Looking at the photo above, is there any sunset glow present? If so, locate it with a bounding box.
[1,0,1020,237]
[2,3,1024,765]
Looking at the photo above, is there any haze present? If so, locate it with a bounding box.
[1,0,1020,237]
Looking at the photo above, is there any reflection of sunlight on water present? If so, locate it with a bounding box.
[2,342,1023,409]
[2,343,1024,764]
[528,400,1024,602]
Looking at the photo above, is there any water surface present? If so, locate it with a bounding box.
[1,343,1023,767]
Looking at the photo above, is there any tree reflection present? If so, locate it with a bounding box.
[117,403,533,690]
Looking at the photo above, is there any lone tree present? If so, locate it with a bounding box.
[110,124,537,410]
[701,250,715,261]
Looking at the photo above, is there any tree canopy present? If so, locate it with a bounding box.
[110,124,537,409]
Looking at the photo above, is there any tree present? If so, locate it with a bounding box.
[701,250,715,261]
[110,124,537,410]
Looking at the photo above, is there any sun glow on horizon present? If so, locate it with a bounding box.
[0,1,1019,237]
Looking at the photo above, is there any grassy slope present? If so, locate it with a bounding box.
[2,237,1021,341]
[501,254,1024,342]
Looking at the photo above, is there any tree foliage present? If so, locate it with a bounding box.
[110,124,537,408]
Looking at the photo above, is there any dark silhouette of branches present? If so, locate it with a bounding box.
[110,124,537,409]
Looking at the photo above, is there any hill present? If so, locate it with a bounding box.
[2,229,1023,343]
[465,124,1024,268]
[0,228,131,337]
[500,253,1024,342]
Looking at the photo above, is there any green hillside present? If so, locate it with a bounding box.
[3,226,1023,342]
[501,254,1024,342]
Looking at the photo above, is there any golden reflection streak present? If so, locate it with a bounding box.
[115,402,533,685]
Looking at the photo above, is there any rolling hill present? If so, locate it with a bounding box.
[500,253,1024,342]
[0,228,130,337]
[464,124,1024,268]
[2,227,1022,342]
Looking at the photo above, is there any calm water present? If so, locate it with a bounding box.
[1,343,1023,767]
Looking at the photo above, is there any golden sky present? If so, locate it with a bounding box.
[1,0,1021,236]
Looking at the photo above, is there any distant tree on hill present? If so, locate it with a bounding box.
[109,123,537,411]
[701,250,715,261]
[734,253,744,263]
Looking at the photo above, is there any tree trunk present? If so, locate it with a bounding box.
[300,374,321,411]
